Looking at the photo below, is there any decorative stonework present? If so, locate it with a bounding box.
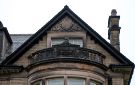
[28,41,106,70]
[0,65,23,75]
[51,16,84,32]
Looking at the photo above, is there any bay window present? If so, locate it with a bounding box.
[32,77,102,85]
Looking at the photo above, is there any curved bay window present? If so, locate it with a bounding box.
[32,77,102,85]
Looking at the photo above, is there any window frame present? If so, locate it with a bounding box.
[89,80,102,85]
[46,77,64,85]
[31,76,102,85]
[51,37,84,47]
[67,77,85,85]
[32,80,43,85]
[46,32,86,48]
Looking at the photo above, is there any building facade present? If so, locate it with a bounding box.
[0,6,134,85]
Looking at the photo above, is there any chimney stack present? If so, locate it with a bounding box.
[108,9,121,51]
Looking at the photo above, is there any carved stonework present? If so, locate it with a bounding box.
[51,16,84,32]
[28,41,105,65]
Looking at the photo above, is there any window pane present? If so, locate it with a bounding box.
[90,82,96,85]
[47,78,64,85]
[32,81,42,85]
[90,80,101,85]
[51,38,83,47]
[51,39,64,46]
[69,39,83,47]
[68,78,85,85]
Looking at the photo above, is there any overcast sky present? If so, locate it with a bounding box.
[0,0,135,84]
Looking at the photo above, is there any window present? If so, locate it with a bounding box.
[68,78,85,85]
[31,77,102,85]
[32,81,42,85]
[51,38,83,47]
[47,78,64,85]
[90,80,101,85]
[51,38,64,46]
[69,39,83,47]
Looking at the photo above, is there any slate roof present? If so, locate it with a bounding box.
[10,34,32,52]
[3,34,32,61]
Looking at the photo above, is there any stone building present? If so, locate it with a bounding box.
[0,6,134,85]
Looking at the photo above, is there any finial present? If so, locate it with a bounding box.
[64,5,69,9]
[0,21,3,29]
[64,37,69,43]
[111,9,117,16]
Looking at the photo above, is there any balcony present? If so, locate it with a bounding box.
[28,40,105,66]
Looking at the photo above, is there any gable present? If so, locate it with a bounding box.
[14,16,86,66]
[1,5,133,66]
[12,16,121,67]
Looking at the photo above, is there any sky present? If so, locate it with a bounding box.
[0,0,135,84]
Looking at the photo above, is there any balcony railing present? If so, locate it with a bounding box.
[28,41,105,65]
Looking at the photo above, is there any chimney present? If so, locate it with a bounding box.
[108,9,121,51]
[0,21,12,61]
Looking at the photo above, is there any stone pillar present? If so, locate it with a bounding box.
[108,9,121,51]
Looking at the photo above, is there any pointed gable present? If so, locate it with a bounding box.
[1,5,133,66]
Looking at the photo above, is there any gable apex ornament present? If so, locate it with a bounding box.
[64,5,69,9]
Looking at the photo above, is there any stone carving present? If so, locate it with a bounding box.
[28,41,105,65]
[51,16,84,32]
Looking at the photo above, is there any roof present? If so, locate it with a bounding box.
[4,34,32,58]
[10,34,32,52]
[1,5,134,66]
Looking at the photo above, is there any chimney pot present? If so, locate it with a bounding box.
[111,9,117,16]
